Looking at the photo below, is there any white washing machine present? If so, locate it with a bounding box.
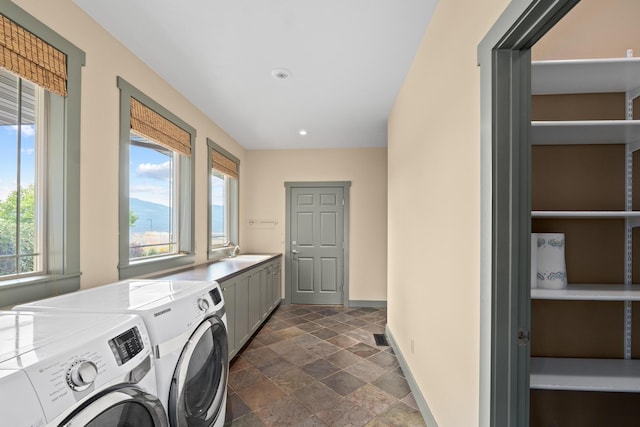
[0,310,167,426]
[15,279,229,427]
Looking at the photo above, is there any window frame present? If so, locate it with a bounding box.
[207,138,239,260]
[0,74,46,279]
[117,77,196,279]
[128,135,179,261]
[0,0,85,307]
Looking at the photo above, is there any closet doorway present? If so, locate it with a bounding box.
[479,1,580,426]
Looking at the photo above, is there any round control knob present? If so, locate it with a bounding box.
[197,297,210,312]
[66,360,98,392]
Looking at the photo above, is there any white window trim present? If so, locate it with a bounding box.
[117,77,196,279]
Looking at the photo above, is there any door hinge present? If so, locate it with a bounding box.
[518,329,530,346]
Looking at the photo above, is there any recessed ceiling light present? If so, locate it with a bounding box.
[299,129,308,136]
[272,68,291,80]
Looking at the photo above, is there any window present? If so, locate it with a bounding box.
[208,139,239,259]
[118,78,196,279]
[0,5,85,307]
[129,135,178,260]
[0,70,44,278]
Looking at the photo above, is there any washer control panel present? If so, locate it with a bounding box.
[66,359,98,391]
[108,326,144,366]
[210,287,222,305]
[197,297,210,312]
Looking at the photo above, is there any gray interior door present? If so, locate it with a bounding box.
[290,186,344,304]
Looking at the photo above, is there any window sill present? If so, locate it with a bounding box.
[119,253,195,280]
[0,272,81,307]
[208,246,236,262]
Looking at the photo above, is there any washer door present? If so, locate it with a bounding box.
[169,315,228,427]
[60,386,167,427]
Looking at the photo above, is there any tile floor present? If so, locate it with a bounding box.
[224,304,426,426]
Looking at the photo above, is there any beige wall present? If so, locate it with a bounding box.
[387,0,509,425]
[244,148,388,302]
[13,0,246,289]
[533,0,640,60]
[12,0,388,302]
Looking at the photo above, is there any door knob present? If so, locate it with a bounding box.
[291,249,300,254]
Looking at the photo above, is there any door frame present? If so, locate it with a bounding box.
[284,181,351,307]
[478,1,579,426]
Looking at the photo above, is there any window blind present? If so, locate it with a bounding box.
[130,97,191,156]
[0,15,67,96]
[212,149,238,179]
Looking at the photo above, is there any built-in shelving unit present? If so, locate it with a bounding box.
[532,211,640,218]
[532,284,640,301]
[530,56,640,424]
[531,357,640,392]
[532,57,640,95]
[531,120,640,145]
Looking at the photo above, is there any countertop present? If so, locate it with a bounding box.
[152,253,282,283]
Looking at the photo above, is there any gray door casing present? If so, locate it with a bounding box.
[478,1,580,426]
[285,182,351,306]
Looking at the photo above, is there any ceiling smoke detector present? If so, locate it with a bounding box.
[272,68,291,80]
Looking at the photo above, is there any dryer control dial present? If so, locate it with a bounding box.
[197,297,210,312]
[66,360,98,391]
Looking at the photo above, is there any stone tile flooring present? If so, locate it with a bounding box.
[224,304,426,426]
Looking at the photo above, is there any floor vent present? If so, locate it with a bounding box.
[373,334,389,346]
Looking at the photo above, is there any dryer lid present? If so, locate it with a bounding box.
[15,279,218,312]
[0,311,144,365]
[0,369,46,426]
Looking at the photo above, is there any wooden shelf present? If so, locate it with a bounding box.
[532,57,640,95]
[530,357,640,392]
[532,284,640,301]
[532,120,640,145]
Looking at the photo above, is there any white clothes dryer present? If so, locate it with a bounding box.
[15,279,229,427]
[0,311,167,426]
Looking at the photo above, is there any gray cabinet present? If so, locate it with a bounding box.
[220,255,282,359]
[272,261,281,309]
[220,282,236,353]
[260,267,269,320]
[248,272,261,331]
[234,272,250,350]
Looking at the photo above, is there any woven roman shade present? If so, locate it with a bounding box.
[0,15,67,96]
[212,150,238,179]
[130,97,191,156]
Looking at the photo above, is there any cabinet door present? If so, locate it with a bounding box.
[260,267,269,319]
[272,260,282,306]
[220,280,236,357]
[248,272,261,331]
[235,273,250,348]
[264,266,273,312]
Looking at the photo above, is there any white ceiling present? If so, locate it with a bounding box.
[73,0,438,150]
